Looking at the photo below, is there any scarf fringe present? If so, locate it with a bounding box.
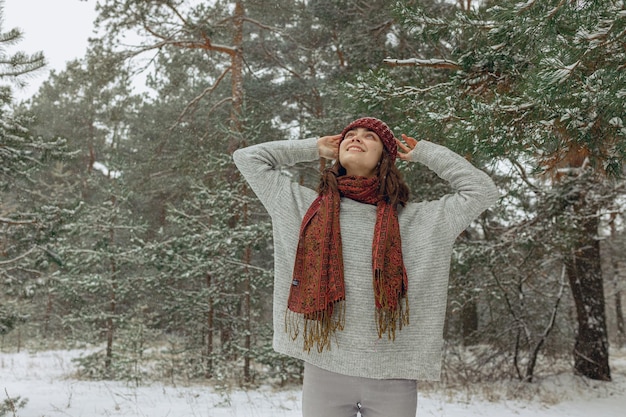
[285,302,345,353]
[374,270,410,340]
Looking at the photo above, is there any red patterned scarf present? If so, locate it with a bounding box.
[286,176,409,352]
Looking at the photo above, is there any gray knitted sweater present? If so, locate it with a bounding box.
[233,137,498,381]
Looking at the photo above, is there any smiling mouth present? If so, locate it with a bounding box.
[346,146,364,152]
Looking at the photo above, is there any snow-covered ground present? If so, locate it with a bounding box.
[2,348,625,416]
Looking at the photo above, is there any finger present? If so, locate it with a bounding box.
[329,134,342,144]
[395,137,412,153]
[401,134,418,148]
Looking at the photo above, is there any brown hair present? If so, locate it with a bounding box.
[318,149,410,207]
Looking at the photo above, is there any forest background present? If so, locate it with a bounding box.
[1,0,626,409]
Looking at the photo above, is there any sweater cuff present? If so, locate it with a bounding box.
[410,140,439,165]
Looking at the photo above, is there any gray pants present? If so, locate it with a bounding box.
[302,363,418,417]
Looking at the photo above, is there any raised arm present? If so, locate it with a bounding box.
[398,134,498,237]
[232,137,322,217]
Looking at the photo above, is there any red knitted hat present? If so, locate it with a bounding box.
[340,117,397,161]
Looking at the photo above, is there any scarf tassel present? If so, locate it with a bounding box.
[285,302,346,353]
[374,270,410,340]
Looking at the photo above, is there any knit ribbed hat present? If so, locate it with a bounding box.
[340,117,397,161]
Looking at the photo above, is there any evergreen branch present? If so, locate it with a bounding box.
[0,28,22,45]
[383,58,460,70]
[3,388,18,417]
[0,65,45,78]
[499,103,535,113]
[546,0,567,20]
[0,52,46,78]
[515,0,537,14]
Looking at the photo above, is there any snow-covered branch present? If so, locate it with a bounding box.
[383,58,460,70]
[0,217,36,225]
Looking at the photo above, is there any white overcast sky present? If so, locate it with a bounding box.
[3,0,98,100]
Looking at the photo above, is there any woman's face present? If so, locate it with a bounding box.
[339,127,384,178]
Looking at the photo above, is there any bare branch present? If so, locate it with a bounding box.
[172,36,237,56]
[199,98,234,142]
[224,258,270,273]
[0,217,37,225]
[510,158,541,192]
[0,246,36,266]
[161,1,191,28]
[170,66,233,130]
[205,97,233,118]
[242,17,281,33]
[135,9,236,57]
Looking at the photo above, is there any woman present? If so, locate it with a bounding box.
[233,117,498,417]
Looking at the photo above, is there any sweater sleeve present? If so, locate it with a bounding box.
[232,138,320,218]
[410,140,499,237]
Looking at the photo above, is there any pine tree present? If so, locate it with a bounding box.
[0,4,64,346]
[22,46,151,379]
[88,0,445,383]
[352,0,625,381]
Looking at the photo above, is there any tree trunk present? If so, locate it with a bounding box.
[228,1,245,153]
[565,214,611,381]
[43,293,54,338]
[230,1,253,384]
[610,219,625,348]
[243,241,252,384]
[461,300,478,346]
[613,259,625,348]
[616,288,625,348]
[105,196,118,376]
[525,266,566,382]
[205,273,214,379]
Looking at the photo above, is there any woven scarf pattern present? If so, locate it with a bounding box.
[286,176,409,352]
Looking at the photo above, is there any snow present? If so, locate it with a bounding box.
[92,161,122,179]
[2,348,626,416]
